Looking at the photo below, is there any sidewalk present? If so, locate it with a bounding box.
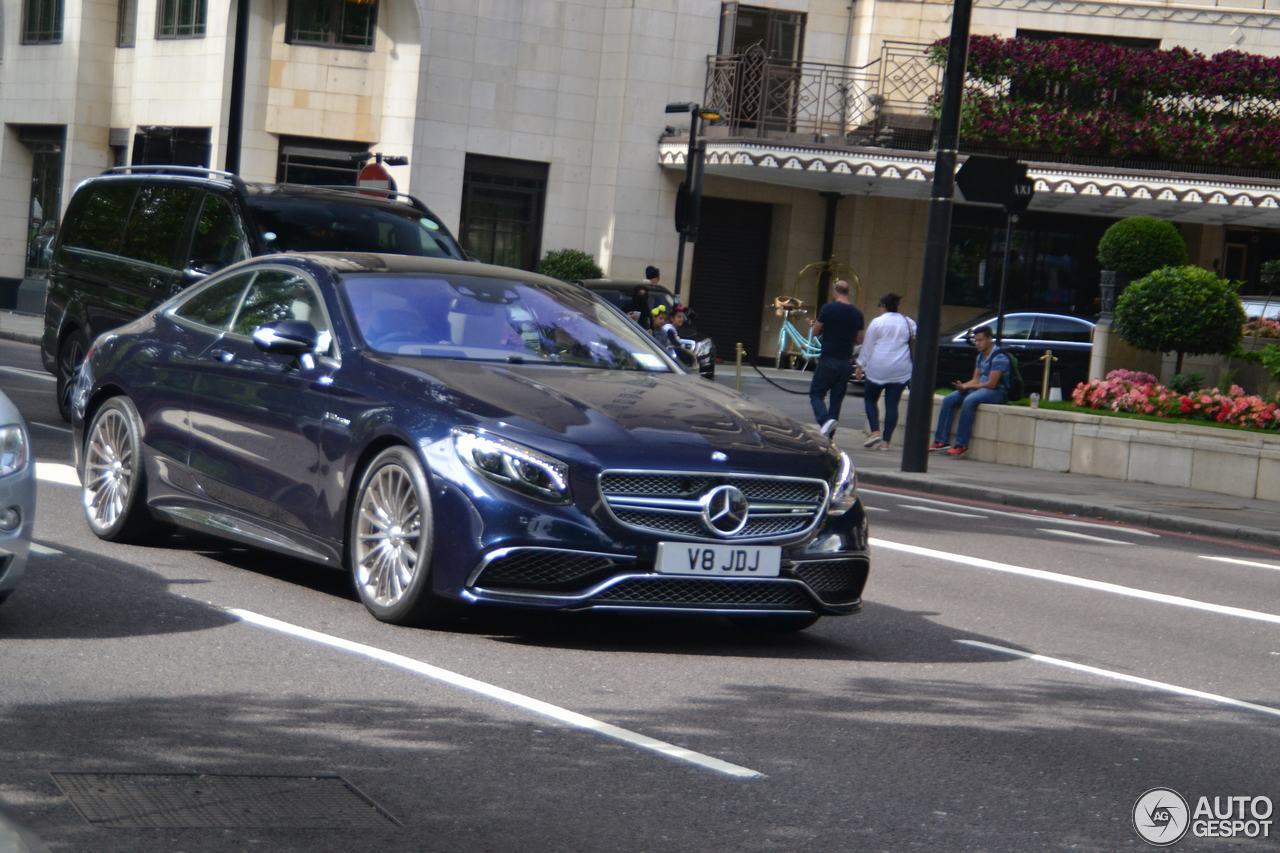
[719,365,1280,548]
[0,310,41,346]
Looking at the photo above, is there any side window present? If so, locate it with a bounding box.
[231,269,331,352]
[1035,316,1093,343]
[991,315,1035,340]
[60,184,137,253]
[119,185,198,268]
[172,271,253,330]
[188,194,249,273]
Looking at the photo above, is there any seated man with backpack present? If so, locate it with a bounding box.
[930,325,1020,458]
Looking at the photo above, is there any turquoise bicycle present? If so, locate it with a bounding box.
[772,296,822,370]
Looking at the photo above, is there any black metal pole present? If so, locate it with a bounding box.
[995,212,1016,342]
[901,0,974,473]
[672,107,701,298]
[224,0,250,173]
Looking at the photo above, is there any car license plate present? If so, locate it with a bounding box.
[655,543,781,577]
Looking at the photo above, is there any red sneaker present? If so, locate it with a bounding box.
[945,445,968,457]
[928,441,950,451]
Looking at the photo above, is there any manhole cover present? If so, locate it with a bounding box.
[51,773,399,829]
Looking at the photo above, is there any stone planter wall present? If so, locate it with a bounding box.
[953,401,1280,501]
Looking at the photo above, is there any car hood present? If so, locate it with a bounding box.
[379,357,834,473]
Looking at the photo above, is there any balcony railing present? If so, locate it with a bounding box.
[702,41,940,149]
[702,39,1280,180]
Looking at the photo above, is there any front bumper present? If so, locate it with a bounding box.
[0,462,37,600]
[458,502,870,617]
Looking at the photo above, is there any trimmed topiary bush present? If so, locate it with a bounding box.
[1113,265,1245,373]
[535,248,604,282]
[1096,216,1187,278]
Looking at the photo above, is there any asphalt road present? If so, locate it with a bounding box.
[1,337,1278,852]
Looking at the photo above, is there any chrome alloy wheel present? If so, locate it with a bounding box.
[83,408,135,533]
[354,463,425,607]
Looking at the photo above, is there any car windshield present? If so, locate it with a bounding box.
[247,195,464,260]
[342,273,676,371]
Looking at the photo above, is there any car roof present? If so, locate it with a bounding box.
[82,168,434,214]
[262,252,571,287]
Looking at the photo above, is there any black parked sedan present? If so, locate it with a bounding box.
[935,312,1096,395]
[71,254,869,630]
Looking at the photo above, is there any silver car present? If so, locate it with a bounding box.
[0,391,33,604]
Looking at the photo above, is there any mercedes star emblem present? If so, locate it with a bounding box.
[701,484,750,536]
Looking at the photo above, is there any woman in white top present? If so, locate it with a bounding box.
[854,292,916,450]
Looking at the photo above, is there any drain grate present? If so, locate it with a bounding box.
[51,773,400,829]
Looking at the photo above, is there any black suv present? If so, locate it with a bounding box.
[42,166,465,417]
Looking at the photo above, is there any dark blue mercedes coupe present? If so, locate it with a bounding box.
[71,253,869,629]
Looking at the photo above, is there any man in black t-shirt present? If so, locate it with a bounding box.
[808,279,865,439]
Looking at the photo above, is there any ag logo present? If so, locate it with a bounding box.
[1134,788,1190,846]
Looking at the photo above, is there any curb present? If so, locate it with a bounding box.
[858,470,1280,549]
[0,312,42,347]
[0,327,42,346]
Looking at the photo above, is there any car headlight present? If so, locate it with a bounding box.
[453,430,570,503]
[0,425,28,478]
[828,450,857,516]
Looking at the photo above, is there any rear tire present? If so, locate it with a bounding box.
[82,396,162,543]
[56,330,89,422]
[348,446,449,626]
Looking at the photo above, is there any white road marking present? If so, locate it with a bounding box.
[1200,555,1280,573]
[959,640,1280,720]
[901,505,987,519]
[230,608,764,780]
[0,366,54,383]
[1038,529,1134,546]
[30,421,72,435]
[35,462,79,487]
[29,543,61,556]
[871,537,1280,626]
[1011,512,1159,537]
[862,505,889,513]
[859,487,1159,537]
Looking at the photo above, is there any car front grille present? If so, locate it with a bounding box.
[591,577,814,610]
[789,558,868,604]
[598,470,828,541]
[473,550,619,592]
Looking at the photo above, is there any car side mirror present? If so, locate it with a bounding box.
[252,320,319,357]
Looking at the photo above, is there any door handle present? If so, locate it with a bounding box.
[209,348,235,364]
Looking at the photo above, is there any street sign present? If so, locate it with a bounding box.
[1007,176,1035,215]
[358,160,396,192]
[955,155,1029,209]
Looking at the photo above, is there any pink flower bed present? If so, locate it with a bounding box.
[1243,318,1280,339]
[1071,370,1280,431]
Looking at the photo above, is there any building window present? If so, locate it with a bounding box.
[157,0,206,38]
[460,155,549,271]
[19,126,66,275]
[22,0,63,44]
[287,0,377,49]
[276,136,371,185]
[132,127,212,167]
[117,0,136,46]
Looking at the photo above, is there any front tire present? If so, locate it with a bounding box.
[82,396,161,543]
[348,446,446,626]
